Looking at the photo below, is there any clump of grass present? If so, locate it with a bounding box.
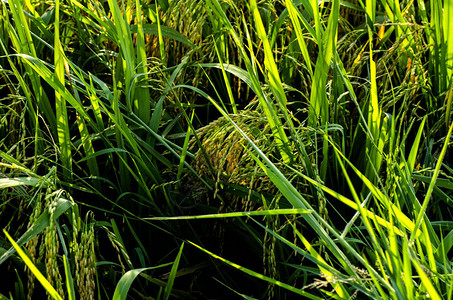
[1,0,453,299]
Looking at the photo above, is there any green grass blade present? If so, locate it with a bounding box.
[87,74,105,130]
[199,63,255,93]
[131,24,198,50]
[213,39,237,114]
[407,116,426,173]
[107,0,135,111]
[188,241,323,299]
[134,0,151,124]
[0,198,72,264]
[330,142,418,236]
[163,243,184,300]
[364,36,383,186]
[146,209,312,220]
[177,111,194,182]
[213,278,259,300]
[7,0,56,128]
[446,88,453,126]
[285,0,313,77]
[410,120,453,245]
[250,0,287,108]
[148,56,189,149]
[309,0,339,126]
[111,263,173,300]
[3,230,63,300]
[77,148,129,163]
[402,238,414,298]
[17,54,94,125]
[63,255,76,300]
[0,177,45,189]
[292,170,405,235]
[155,3,166,67]
[411,258,441,300]
[112,268,149,300]
[443,0,453,82]
[54,0,72,180]
[294,226,350,298]
[75,111,100,178]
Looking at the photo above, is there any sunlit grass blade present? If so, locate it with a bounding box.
[293,226,350,298]
[213,39,237,114]
[250,0,287,109]
[188,240,323,299]
[163,243,184,300]
[407,116,426,173]
[411,257,441,300]
[107,0,135,111]
[291,169,406,236]
[63,255,75,300]
[112,263,173,300]
[285,0,313,77]
[54,0,72,180]
[410,120,453,245]
[3,230,63,300]
[205,0,291,163]
[443,0,453,83]
[0,198,72,264]
[146,209,312,220]
[330,141,419,237]
[177,111,194,183]
[7,0,56,129]
[155,3,166,68]
[0,177,46,189]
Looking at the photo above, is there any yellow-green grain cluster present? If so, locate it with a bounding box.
[44,190,64,299]
[74,212,97,300]
[25,194,43,300]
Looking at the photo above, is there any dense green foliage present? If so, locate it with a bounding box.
[1,0,453,298]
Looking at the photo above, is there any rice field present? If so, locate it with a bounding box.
[1,0,453,299]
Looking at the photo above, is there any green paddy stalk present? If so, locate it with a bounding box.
[364,44,384,187]
[288,0,339,181]
[285,0,313,77]
[410,120,453,245]
[107,0,136,112]
[55,0,72,180]
[213,39,237,114]
[285,1,340,185]
[135,0,151,125]
[250,0,287,109]
[7,0,56,130]
[443,0,453,88]
[190,85,395,293]
[156,3,166,68]
[0,38,40,172]
[205,0,292,163]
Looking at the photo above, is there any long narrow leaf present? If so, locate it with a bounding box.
[4,230,63,300]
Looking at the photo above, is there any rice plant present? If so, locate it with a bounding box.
[1,0,453,299]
